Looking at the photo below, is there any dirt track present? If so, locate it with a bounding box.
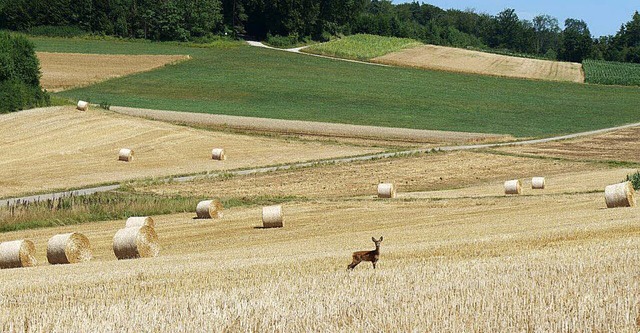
[373,44,584,83]
[37,52,190,92]
[0,106,379,198]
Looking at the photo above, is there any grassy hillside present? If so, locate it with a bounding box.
[33,37,640,137]
[303,34,422,60]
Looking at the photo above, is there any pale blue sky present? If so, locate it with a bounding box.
[394,1,639,37]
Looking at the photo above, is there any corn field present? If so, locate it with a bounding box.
[583,59,640,86]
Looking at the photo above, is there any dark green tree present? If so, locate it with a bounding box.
[560,18,593,62]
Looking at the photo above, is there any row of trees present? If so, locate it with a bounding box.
[350,2,639,63]
[0,0,224,41]
[0,0,639,63]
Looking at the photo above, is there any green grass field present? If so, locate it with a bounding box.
[33,37,640,137]
[583,59,640,86]
[303,34,421,60]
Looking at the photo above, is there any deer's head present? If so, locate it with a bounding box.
[372,236,383,247]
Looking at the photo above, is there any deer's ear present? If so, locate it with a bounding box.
[372,237,376,242]
[380,236,383,242]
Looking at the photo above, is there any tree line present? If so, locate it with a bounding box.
[0,0,638,63]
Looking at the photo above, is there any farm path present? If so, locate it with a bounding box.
[245,40,391,67]
[3,113,639,206]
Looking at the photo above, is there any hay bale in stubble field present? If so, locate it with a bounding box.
[504,180,522,195]
[0,240,37,269]
[262,205,283,228]
[532,177,546,189]
[377,183,396,198]
[605,181,636,208]
[196,200,224,219]
[211,148,226,160]
[118,148,133,162]
[113,226,159,260]
[77,100,89,111]
[125,216,155,228]
[47,232,92,265]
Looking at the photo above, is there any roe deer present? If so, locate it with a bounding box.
[347,236,383,270]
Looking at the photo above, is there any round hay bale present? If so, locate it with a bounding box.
[113,226,159,260]
[211,148,226,160]
[532,177,546,189]
[0,240,37,269]
[262,205,283,228]
[125,216,155,228]
[47,232,92,265]
[196,200,224,219]
[605,181,636,208]
[504,180,522,195]
[77,100,89,111]
[377,183,396,198]
[118,148,133,162]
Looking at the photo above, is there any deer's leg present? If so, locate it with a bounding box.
[372,260,377,269]
[347,256,361,270]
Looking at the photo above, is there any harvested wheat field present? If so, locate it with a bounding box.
[136,150,601,199]
[0,107,379,198]
[0,186,638,331]
[500,126,640,163]
[401,168,637,200]
[373,44,584,82]
[37,52,190,92]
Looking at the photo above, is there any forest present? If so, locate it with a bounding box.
[0,0,639,63]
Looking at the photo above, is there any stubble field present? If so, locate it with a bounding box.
[135,150,602,200]
[2,124,639,331]
[37,52,190,92]
[0,106,379,198]
[0,37,639,332]
[1,186,638,331]
[499,126,640,163]
[373,44,585,83]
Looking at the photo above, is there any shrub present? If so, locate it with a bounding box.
[99,101,111,110]
[625,171,640,190]
[0,31,49,113]
[265,34,301,48]
[0,79,49,113]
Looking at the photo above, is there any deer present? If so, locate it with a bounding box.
[347,236,383,270]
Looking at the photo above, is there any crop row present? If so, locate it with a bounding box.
[583,59,640,86]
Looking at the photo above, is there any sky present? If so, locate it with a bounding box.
[395,0,639,37]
